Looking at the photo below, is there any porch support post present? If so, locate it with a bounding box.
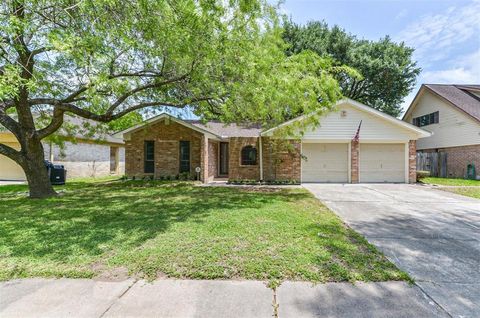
[200,135,209,183]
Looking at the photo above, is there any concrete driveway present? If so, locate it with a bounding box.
[303,183,480,318]
[0,180,25,186]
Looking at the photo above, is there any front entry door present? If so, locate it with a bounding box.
[219,142,229,176]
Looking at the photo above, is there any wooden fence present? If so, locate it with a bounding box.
[417,152,448,177]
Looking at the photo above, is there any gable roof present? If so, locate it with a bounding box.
[185,120,262,137]
[261,98,431,138]
[114,113,222,139]
[113,113,262,139]
[403,84,480,123]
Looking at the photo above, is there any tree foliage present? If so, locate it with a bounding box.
[0,0,342,197]
[283,20,421,117]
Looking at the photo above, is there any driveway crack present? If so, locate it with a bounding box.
[99,279,137,318]
[414,282,453,318]
[272,287,279,318]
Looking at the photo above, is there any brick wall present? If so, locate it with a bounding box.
[208,140,218,181]
[409,140,417,183]
[228,137,260,180]
[262,138,301,181]
[125,119,202,178]
[351,141,359,183]
[438,144,480,178]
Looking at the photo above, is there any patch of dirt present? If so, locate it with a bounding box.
[92,263,130,282]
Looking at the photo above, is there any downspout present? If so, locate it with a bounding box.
[259,134,263,181]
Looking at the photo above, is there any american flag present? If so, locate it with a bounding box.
[353,120,362,142]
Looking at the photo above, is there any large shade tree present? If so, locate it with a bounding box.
[283,20,421,117]
[0,0,342,198]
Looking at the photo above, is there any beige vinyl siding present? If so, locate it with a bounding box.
[404,90,480,150]
[302,103,418,142]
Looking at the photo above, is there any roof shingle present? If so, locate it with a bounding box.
[425,84,480,122]
[185,120,262,137]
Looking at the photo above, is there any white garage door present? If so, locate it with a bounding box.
[0,155,26,181]
[360,143,405,183]
[302,143,349,183]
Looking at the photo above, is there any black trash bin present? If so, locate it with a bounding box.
[45,160,67,185]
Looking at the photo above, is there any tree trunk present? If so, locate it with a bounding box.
[22,139,57,199]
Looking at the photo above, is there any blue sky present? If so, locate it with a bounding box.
[279,0,480,114]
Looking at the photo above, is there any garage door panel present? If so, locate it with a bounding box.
[302,143,348,183]
[359,143,405,183]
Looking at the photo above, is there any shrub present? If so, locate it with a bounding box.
[416,170,430,182]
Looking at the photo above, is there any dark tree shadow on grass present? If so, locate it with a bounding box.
[0,181,309,264]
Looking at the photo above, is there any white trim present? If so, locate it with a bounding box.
[113,113,222,140]
[261,98,432,138]
[348,141,352,183]
[404,142,409,184]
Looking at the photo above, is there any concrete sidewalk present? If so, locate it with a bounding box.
[1,278,447,318]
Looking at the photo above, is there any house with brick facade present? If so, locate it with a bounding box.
[117,99,430,183]
[403,84,480,179]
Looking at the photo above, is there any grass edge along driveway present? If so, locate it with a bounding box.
[0,179,410,285]
[423,177,480,199]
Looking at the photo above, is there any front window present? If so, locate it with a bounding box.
[241,145,257,165]
[144,141,154,173]
[179,141,190,173]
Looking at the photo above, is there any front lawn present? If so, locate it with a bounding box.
[422,177,480,199]
[0,179,409,284]
[423,177,480,186]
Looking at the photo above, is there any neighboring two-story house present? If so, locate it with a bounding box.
[403,84,480,178]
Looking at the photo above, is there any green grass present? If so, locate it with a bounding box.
[422,177,480,199]
[423,177,480,186]
[0,179,409,284]
[441,188,480,199]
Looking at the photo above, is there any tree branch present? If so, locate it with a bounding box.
[53,96,212,123]
[0,110,21,137]
[106,74,191,113]
[0,142,23,163]
[36,108,65,139]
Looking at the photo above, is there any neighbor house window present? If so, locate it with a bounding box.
[144,140,155,173]
[241,145,257,165]
[413,111,439,127]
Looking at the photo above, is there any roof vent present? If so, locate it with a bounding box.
[341,110,347,117]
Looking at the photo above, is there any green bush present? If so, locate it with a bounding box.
[416,170,430,182]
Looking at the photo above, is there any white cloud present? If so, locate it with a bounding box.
[396,0,480,61]
[400,48,480,114]
[423,49,480,84]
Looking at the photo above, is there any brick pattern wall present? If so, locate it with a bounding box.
[409,140,417,183]
[208,140,218,181]
[262,138,301,181]
[439,144,480,178]
[125,120,202,178]
[351,141,359,183]
[228,137,260,180]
